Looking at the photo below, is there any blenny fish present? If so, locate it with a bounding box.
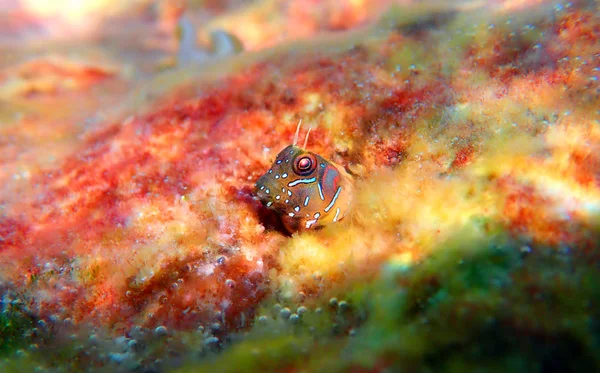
[255,121,354,232]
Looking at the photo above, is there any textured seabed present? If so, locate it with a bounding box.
[0,0,599,372]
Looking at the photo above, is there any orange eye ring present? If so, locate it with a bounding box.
[293,154,317,176]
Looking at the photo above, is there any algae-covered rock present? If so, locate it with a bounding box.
[0,0,599,372]
[170,226,599,372]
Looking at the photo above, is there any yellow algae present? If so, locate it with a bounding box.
[279,235,333,278]
[127,198,210,257]
[302,92,324,114]
[475,122,600,217]
[387,251,415,269]
[276,152,507,289]
[272,60,598,291]
[357,165,497,248]
[128,202,172,234]
[73,257,107,286]
[277,224,391,291]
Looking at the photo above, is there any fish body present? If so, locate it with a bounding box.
[255,144,353,232]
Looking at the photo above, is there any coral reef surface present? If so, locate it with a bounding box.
[0,0,599,372]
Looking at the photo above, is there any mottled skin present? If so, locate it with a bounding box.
[255,145,353,232]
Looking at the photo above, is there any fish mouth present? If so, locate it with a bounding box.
[255,191,270,205]
[255,191,278,210]
[253,182,270,204]
[254,174,273,201]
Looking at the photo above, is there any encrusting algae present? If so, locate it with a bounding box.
[0,0,599,372]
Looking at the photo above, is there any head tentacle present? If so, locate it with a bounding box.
[302,125,312,149]
[293,119,302,147]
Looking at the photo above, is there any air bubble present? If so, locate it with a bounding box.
[280,307,291,319]
[204,337,219,346]
[154,326,168,337]
[210,322,221,332]
[127,339,138,351]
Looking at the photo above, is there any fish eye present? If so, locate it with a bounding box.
[293,154,317,176]
[298,158,311,170]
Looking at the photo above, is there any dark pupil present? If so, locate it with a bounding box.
[298,157,311,170]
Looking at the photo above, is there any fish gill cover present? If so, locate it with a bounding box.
[0,0,599,372]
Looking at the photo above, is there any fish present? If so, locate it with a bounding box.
[254,121,354,232]
[176,15,243,67]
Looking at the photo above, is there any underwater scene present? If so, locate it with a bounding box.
[0,0,599,372]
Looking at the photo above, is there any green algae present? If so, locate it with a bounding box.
[0,357,39,373]
[0,301,34,356]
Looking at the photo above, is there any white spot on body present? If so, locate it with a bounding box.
[304,196,310,206]
[282,173,288,178]
[294,206,300,212]
[276,195,281,200]
[288,212,295,217]
[305,219,318,228]
[275,175,280,179]
[333,207,341,222]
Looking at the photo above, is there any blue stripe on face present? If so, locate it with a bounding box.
[288,177,317,187]
[324,186,342,212]
[317,183,325,201]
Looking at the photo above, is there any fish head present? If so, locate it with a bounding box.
[255,145,353,231]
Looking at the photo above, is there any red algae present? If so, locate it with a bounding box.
[0,218,29,252]
[1,44,356,327]
[498,175,595,249]
[449,144,476,170]
[0,57,116,98]
[123,254,267,330]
